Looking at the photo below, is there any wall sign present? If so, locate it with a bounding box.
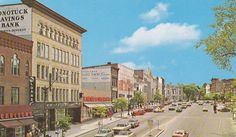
[29,76,36,104]
[82,67,111,83]
[0,4,32,35]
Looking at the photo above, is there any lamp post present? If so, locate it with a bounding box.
[42,73,67,137]
[128,88,130,115]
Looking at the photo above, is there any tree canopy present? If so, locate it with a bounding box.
[131,91,144,106]
[196,0,236,71]
[153,90,163,102]
[57,115,72,137]
[113,97,128,117]
[183,84,198,100]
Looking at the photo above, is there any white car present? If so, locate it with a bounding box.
[172,130,189,137]
[202,107,208,112]
[114,131,136,137]
[94,128,114,137]
[112,123,131,134]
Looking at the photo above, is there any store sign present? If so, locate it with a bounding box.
[0,111,33,120]
[29,76,36,104]
[0,4,32,35]
[82,67,111,83]
[83,96,111,102]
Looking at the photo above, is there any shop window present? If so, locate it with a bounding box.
[11,87,19,104]
[25,61,29,76]
[11,54,20,75]
[0,56,4,75]
[0,87,4,105]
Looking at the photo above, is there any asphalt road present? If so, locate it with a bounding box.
[159,103,236,137]
[79,103,236,137]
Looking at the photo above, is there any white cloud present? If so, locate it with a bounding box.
[122,61,154,70]
[140,2,169,23]
[113,23,200,53]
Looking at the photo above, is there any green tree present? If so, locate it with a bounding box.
[183,84,198,100]
[93,106,108,118]
[196,0,236,71]
[132,91,144,107]
[153,90,163,103]
[113,97,128,118]
[57,115,72,137]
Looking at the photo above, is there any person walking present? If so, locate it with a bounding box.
[213,102,217,114]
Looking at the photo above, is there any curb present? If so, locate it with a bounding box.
[70,118,122,137]
[155,129,164,137]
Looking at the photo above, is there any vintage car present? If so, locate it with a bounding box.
[114,130,136,137]
[112,123,131,134]
[94,128,114,137]
[128,119,139,128]
[172,130,189,137]
[154,107,164,113]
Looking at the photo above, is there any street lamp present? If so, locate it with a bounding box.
[42,73,67,137]
[128,88,130,115]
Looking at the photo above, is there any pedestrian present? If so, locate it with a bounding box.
[213,102,217,114]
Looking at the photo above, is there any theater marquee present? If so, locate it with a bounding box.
[0,4,32,35]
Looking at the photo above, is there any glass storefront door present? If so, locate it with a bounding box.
[15,126,25,137]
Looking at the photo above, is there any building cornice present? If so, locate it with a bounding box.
[21,0,87,34]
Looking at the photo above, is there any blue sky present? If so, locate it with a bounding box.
[1,0,235,85]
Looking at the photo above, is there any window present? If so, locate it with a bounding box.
[74,90,76,101]
[0,56,4,75]
[37,42,41,57]
[52,68,55,80]
[58,50,62,62]
[63,89,65,101]
[45,45,49,59]
[11,87,19,104]
[25,61,29,76]
[77,73,79,84]
[56,89,58,101]
[55,49,58,61]
[41,87,44,101]
[37,87,40,101]
[41,65,45,79]
[66,52,69,64]
[52,88,55,102]
[37,65,40,78]
[11,54,19,75]
[0,87,4,105]
[71,72,74,84]
[45,66,49,80]
[71,90,73,102]
[59,89,62,102]
[25,87,29,104]
[66,89,69,102]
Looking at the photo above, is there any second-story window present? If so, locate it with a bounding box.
[11,54,19,75]
[0,56,4,75]
[25,61,29,76]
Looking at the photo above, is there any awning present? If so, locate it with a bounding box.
[0,119,37,128]
[84,103,113,108]
[19,119,37,126]
[0,120,23,128]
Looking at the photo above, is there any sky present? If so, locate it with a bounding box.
[1,0,235,85]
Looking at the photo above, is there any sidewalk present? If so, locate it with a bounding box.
[46,111,129,137]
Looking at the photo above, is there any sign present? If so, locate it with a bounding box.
[0,111,33,120]
[83,96,111,102]
[0,4,32,35]
[29,76,36,104]
[82,67,111,83]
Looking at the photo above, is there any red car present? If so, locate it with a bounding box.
[133,109,145,116]
[145,108,153,112]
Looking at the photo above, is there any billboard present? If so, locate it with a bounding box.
[82,67,111,83]
[0,4,32,35]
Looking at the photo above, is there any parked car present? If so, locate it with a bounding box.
[133,109,145,116]
[198,101,204,105]
[128,119,139,128]
[145,107,153,112]
[171,103,177,107]
[181,105,187,109]
[169,106,175,111]
[217,105,230,112]
[114,130,136,137]
[176,107,182,112]
[94,128,114,137]
[186,102,191,107]
[202,107,208,112]
[112,123,131,134]
[154,107,164,113]
[172,130,189,137]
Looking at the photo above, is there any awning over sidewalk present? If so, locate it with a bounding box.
[84,103,113,108]
[0,119,37,128]
[0,120,23,128]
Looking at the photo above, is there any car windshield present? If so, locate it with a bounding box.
[117,124,126,127]
[98,129,109,134]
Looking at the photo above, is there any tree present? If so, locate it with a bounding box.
[153,90,163,103]
[93,106,108,118]
[183,84,198,100]
[57,115,72,137]
[113,97,128,118]
[196,0,236,71]
[132,91,144,107]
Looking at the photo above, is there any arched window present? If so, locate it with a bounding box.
[0,56,4,75]
[11,54,20,75]
[25,61,29,76]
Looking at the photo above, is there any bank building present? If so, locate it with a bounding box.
[0,0,86,136]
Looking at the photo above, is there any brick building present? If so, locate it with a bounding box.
[0,31,36,137]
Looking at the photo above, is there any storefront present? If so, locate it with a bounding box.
[0,105,37,137]
[82,96,113,121]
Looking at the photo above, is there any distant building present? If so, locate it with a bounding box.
[0,31,36,137]
[165,84,184,102]
[210,78,236,94]
[156,77,165,96]
[205,84,210,94]
[81,64,118,121]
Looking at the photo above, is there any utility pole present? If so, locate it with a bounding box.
[128,88,130,115]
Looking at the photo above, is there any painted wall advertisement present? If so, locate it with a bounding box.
[82,67,111,82]
[0,4,32,35]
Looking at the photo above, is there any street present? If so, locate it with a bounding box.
[80,103,236,137]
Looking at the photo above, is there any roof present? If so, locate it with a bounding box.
[21,0,87,34]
